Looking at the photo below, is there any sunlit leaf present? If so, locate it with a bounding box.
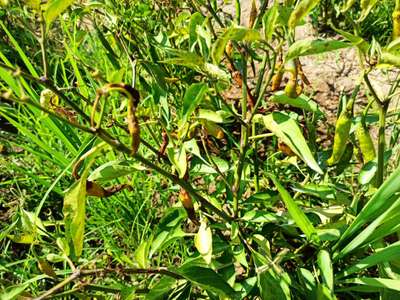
[256,112,323,174]
[44,0,76,27]
[288,0,321,30]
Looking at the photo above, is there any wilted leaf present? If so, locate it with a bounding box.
[88,159,143,182]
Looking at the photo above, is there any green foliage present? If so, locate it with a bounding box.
[1,0,400,299]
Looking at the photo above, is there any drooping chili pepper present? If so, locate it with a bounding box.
[355,120,376,164]
[327,99,354,166]
[284,76,299,99]
[271,51,283,92]
[179,188,199,225]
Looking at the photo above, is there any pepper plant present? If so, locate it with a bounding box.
[2,0,400,299]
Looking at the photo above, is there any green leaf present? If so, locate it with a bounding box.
[271,91,323,114]
[189,12,204,49]
[0,282,30,300]
[63,159,94,259]
[253,251,291,300]
[150,208,187,257]
[134,240,150,268]
[286,39,350,61]
[358,161,377,185]
[317,250,333,291]
[339,241,400,279]
[288,0,321,30]
[212,26,261,64]
[335,164,400,250]
[341,277,400,292]
[194,220,213,264]
[331,26,369,53]
[181,83,208,125]
[263,1,279,41]
[167,147,187,179]
[335,197,400,260]
[270,175,319,243]
[197,109,234,123]
[241,211,280,223]
[145,276,178,300]
[256,112,323,174]
[177,265,239,299]
[44,0,76,27]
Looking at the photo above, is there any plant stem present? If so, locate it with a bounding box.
[376,102,389,187]
[363,72,388,187]
[39,11,48,79]
[233,51,249,217]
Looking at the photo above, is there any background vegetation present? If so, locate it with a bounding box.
[2,0,400,299]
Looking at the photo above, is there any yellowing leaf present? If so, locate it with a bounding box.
[288,0,321,30]
[38,259,57,278]
[194,220,213,264]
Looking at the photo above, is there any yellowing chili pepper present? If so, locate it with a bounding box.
[327,100,354,166]
[356,121,376,163]
[393,1,400,39]
[271,68,284,92]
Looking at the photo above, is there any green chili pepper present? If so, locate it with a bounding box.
[355,120,376,164]
[327,99,354,166]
